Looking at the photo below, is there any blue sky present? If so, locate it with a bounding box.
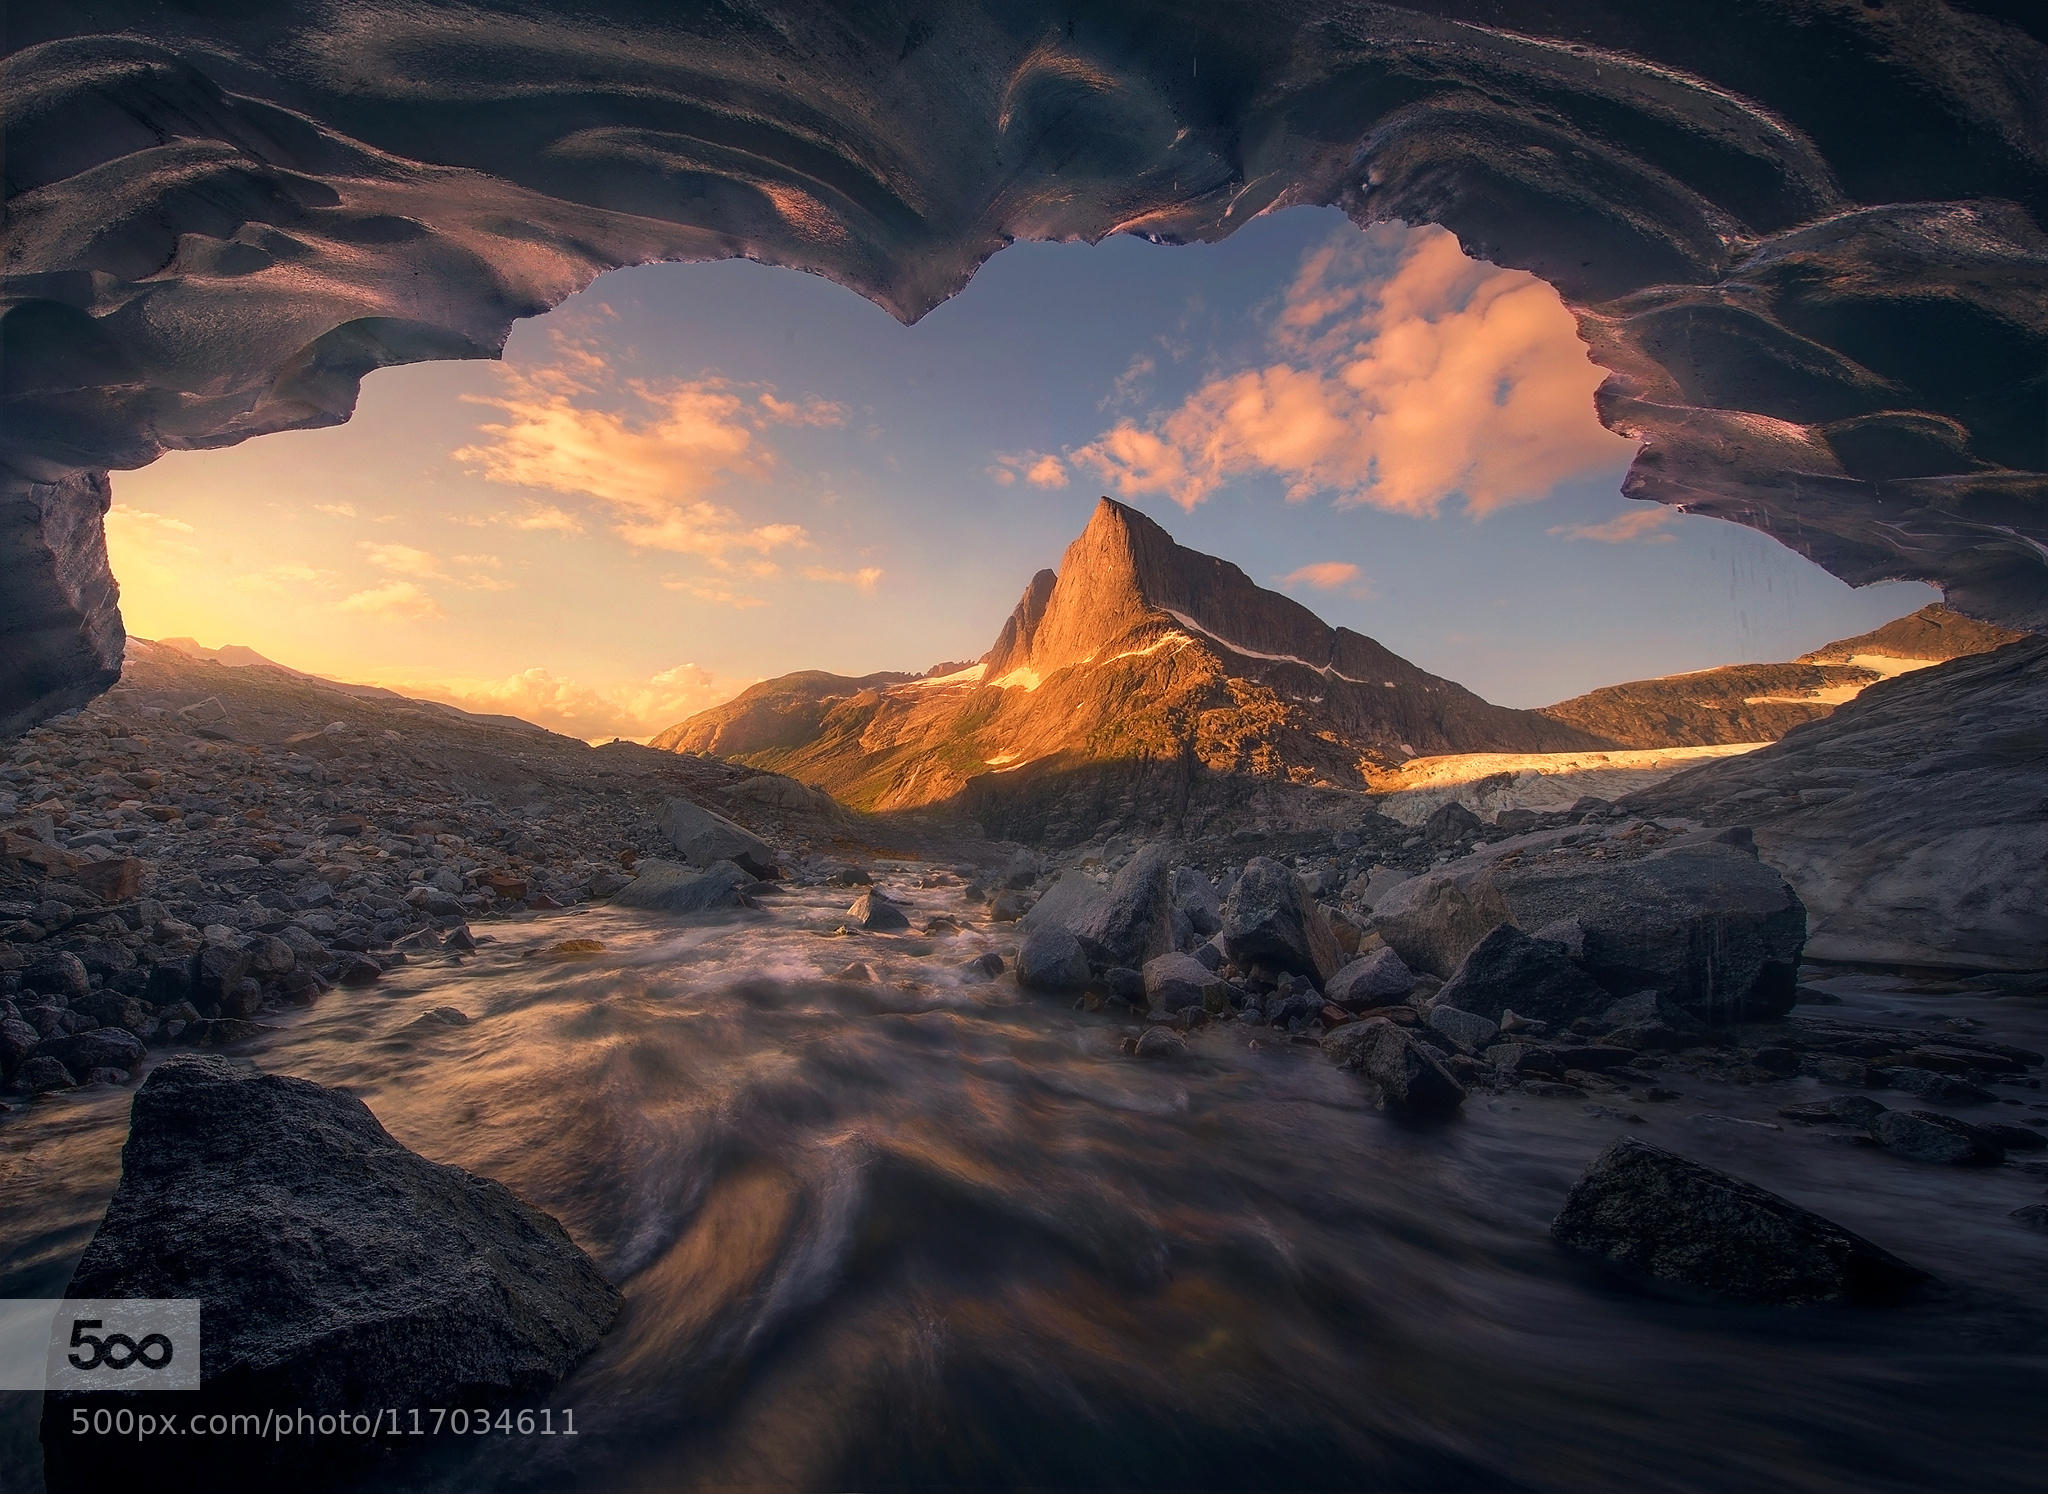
[109,206,1933,739]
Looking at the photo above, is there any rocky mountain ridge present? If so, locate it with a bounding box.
[657,499,1599,833]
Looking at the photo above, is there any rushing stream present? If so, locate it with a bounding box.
[4,869,2046,1492]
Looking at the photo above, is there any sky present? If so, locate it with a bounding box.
[108,207,1936,741]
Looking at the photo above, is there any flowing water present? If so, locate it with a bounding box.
[4,871,2046,1492]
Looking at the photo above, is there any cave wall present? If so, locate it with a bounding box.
[3,1,2045,729]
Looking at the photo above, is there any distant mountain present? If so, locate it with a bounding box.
[1535,604,2024,749]
[655,499,1599,819]
[134,637,552,737]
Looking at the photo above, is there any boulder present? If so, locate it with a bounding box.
[1,1016,40,1077]
[1069,844,1185,970]
[612,858,755,914]
[23,952,91,1002]
[846,890,911,932]
[1338,1022,1466,1117]
[1422,800,1482,846]
[1018,869,1106,937]
[1142,952,1228,1013]
[15,1055,77,1092]
[1325,947,1416,1008]
[1373,830,1805,1021]
[1016,926,1091,994]
[1132,1025,1187,1060]
[1220,857,1343,985]
[34,1026,146,1075]
[1873,1109,2005,1165]
[1170,866,1222,937]
[658,797,778,878]
[1426,1004,1500,1052]
[1434,923,1612,1026]
[1551,1137,1929,1305]
[41,1058,621,1491]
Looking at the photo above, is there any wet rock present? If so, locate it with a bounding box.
[1980,1122,2047,1152]
[40,1058,621,1491]
[1131,1025,1187,1060]
[184,1018,274,1048]
[406,1006,472,1032]
[14,1055,76,1092]
[959,952,1005,981]
[334,955,384,988]
[1326,946,1415,1008]
[1016,925,1091,994]
[1880,1067,1996,1105]
[1,1016,41,1077]
[658,798,778,879]
[1220,857,1342,985]
[1339,1022,1466,1118]
[1778,1095,1889,1127]
[1873,1110,2005,1165]
[1434,923,1610,1026]
[1426,1004,1500,1052]
[539,939,605,957]
[34,1026,146,1075]
[2012,1204,2048,1232]
[1484,1043,1565,1081]
[612,858,755,915]
[22,952,91,1002]
[1143,952,1227,1013]
[1551,1137,1929,1305]
[847,890,911,932]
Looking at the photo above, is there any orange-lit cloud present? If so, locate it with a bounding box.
[801,565,883,592]
[1548,508,1678,544]
[1072,224,1636,516]
[986,451,1070,489]
[394,661,734,742]
[336,580,443,621]
[455,363,822,559]
[661,575,767,609]
[1282,561,1361,589]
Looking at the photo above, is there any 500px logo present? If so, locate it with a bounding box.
[67,1318,176,1373]
[0,1299,201,1391]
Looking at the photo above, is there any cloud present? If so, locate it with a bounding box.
[1548,507,1679,544]
[455,363,825,557]
[233,562,334,594]
[106,505,195,542]
[336,581,443,621]
[987,451,1070,489]
[661,575,767,609]
[1100,352,1157,411]
[1281,561,1361,589]
[361,542,513,591]
[313,502,357,518]
[509,503,584,533]
[801,565,883,592]
[1071,224,1637,517]
[395,661,735,742]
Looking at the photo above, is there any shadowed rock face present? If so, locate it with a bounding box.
[3,2,2046,728]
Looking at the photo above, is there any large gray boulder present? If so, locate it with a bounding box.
[1336,1022,1465,1118]
[1325,946,1416,1008]
[1016,925,1091,993]
[1552,1137,1929,1305]
[1433,923,1612,1025]
[1142,952,1228,1013]
[1221,857,1343,985]
[658,797,778,878]
[41,1057,621,1490]
[1372,827,1805,1022]
[1071,845,1186,970]
[612,857,755,913]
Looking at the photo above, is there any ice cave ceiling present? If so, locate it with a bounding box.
[3,1,2045,732]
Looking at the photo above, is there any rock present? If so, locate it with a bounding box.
[1880,1066,1996,1105]
[1551,1137,1930,1305]
[1373,831,1805,1021]
[0,1016,40,1076]
[71,857,147,903]
[23,952,91,1001]
[40,1058,621,1491]
[1422,800,1482,846]
[406,1006,472,1031]
[540,939,605,957]
[1434,923,1612,1026]
[1171,866,1222,937]
[612,858,755,914]
[14,1055,77,1092]
[847,890,911,932]
[658,798,778,878]
[1142,952,1227,1013]
[1132,1025,1187,1060]
[1340,1022,1466,1118]
[245,934,296,979]
[1070,844,1184,970]
[959,951,1005,981]
[1016,925,1092,994]
[34,1026,146,1074]
[334,955,383,988]
[1220,857,1343,985]
[1426,1004,1500,1052]
[1326,946,1415,1008]
[1873,1110,2005,1166]
[1980,1122,2048,1152]
[184,1018,274,1048]
[1778,1095,1889,1127]
[2012,1204,2048,1232]
[1484,1043,1565,1081]
[190,942,252,1012]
